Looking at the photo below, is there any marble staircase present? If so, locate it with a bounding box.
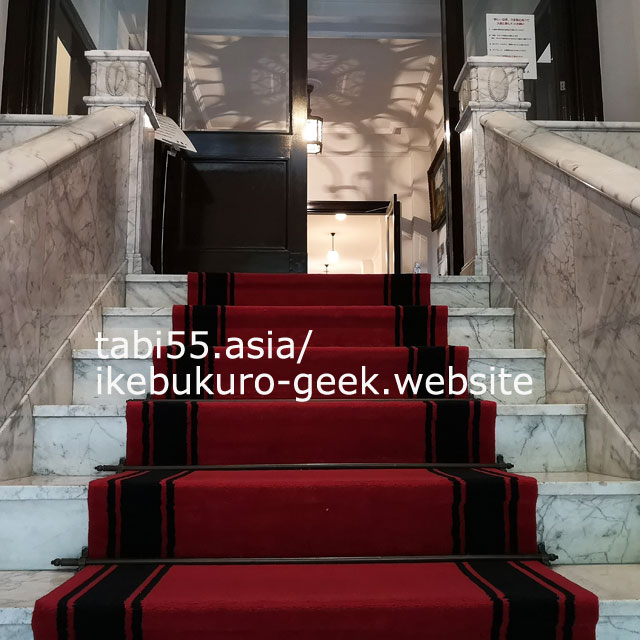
[0,274,639,640]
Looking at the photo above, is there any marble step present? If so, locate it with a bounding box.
[0,473,637,571]
[102,307,515,350]
[32,404,587,477]
[1,565,639,640]
[72,348,547,405]
[125,274,492,309]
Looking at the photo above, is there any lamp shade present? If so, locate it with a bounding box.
[305,114,323,154]
[327,249,339,264]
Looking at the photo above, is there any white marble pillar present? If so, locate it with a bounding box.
[454,57,531,276]
[84,50,162,274]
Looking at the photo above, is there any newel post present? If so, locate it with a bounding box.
[454,56,530,276]
[84,50,162,274]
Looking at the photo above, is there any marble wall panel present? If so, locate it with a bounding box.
[0,123,131,479]
[554,130,640,171]
[485,126,640,474]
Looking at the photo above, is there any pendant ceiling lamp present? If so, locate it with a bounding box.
[305,84,324,155]
[327,232,339,264]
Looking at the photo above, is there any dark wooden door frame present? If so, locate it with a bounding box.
[567,0,604,121]
[1,0,49,113]
[307,201,390,215]
[440,0,465,275]
[148,0,308,274]
[1,0,94,114]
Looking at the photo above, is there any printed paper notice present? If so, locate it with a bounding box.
[486,14,537,80]
[154,114,197,153]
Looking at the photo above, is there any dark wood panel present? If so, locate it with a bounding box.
[183,161,288,249]
[569,0,604,121]
[2,0,50,113]
[185,249,294,273]
[526,0,603,121]
[307,201,390,215]
[441,0,465,275]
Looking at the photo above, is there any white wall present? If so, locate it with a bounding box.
[307,35,445,273]
[596,0,640,122]
[0,0,9,102]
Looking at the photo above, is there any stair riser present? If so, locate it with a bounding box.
[72,355,546,405]
[32,413,586,476]
[597,617,640,639]
[537,493,640,565]
[102,312,515,350]
[125,281,492,309]
[0,491,635,570]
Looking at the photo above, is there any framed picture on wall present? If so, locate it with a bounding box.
[428,142,447,231]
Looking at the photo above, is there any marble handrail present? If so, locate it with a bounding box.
[481,111,640,217]
[0,106,135,198]
[533,121,640,132]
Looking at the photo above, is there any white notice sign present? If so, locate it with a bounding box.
[154,114,197,153]
[486,14,537,80]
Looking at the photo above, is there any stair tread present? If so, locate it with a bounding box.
[125,275,492,284]
[1,565,638,623]
[32,402,587,417]
[1,472,638,496]
[102,306,515,316]
[72,347,545,358]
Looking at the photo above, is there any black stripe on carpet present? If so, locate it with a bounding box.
[414,347,446,399]
[467,561,562,639]
[72,565,159,640]
[429,468,463,554]
[150,401,189,465]
[203,273,231,306]
[130,566,172,640]
[514,561,576,640]
[117,471,174,558]
[455,562,503,640]
[56,566,112,640]
[402,307,432,347]
[390,275,415,306]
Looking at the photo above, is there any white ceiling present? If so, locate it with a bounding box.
[309,36,442,131]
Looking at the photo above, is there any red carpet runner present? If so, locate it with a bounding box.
[33,272,598,639]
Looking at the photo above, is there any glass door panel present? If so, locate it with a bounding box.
[183,0,290,131]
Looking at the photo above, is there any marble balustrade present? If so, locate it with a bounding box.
[535,121,640,171]
[0,107,134,481]
[0,115,82,153]
[483,111,640,478]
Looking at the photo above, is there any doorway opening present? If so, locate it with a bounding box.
[307,198,401,275]
[305,0,446,276]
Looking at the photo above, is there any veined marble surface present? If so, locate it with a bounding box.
[0,111,130,443]
[530,473,640,564]
[0,115,81,153]
[31,403,587,476]
[488,262,640,479]
[535,121,640,171]
[0,472,637,570]
[485,123,640,474]
[101,307,515,350]
[3,565,640,639]
[124,275,493,309]
[483,111,640,216]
